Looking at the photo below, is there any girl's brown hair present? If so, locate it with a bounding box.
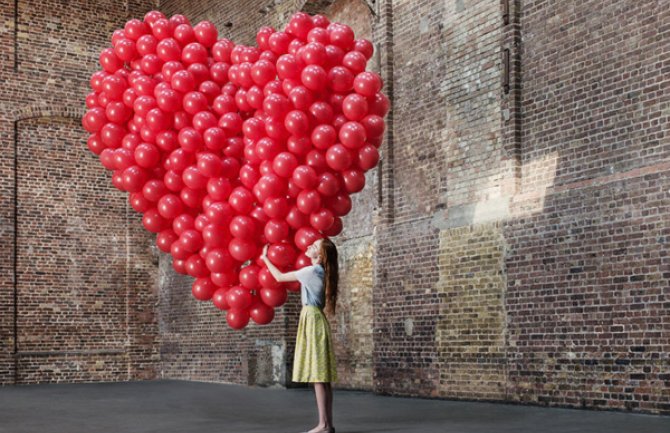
[319,238,338,316]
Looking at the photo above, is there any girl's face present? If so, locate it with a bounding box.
[305,239,323,262]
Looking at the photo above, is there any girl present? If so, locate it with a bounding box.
[261,237,338,433]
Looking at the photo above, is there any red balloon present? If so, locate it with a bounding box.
[260,195,287,217]
[228,187,255,214]
[182,166,208,189]
[206,248,234,273]
[310,208,335,231]
[125,18,148,40]
[181,187,206,208]
[100,48,122,73]
[250,301,275,325]
[272,152,298,178]
[301,42,326,65]
[180,229,204,252]
[254,174,286,202]
[323,216,343,236]
[87,134,106,155]
[276,54,300,80]
[301,65,327,91]
[296,189,322,214]
[325,144,353,171]
[305,150,328,173]
[192,277,216,301]
[286,206,309,230]
[171,70,196,93]
[137,34,158,55]
[358,144,380,171]
[328,66,355,93]
[182,91,207,114]
[142,208,167,233]
[355,39,374,59]
[307,26,329,44]
[171,240,190,260]
[324,45,345,69]
[239,265,261,289]
[354,71,382,97]
[202,223,229,247]
[172,258,187,274]
[309,101,334,124]
[328,23,355,50]
[228,238,257,262]
[288,12,313,39]
[264,219,289,243]
[186,254,209,278]
[268,243,295,267]
[212,288,230,310]
[197,153,223,177]
[182,42,208,65]
[256,26,275,50]
[268,31,291,54]
[311,125,337,150]
[130,191,152,212]
[342,94,369,121]
[122,165,149,192]
[206,201,235,225]
[212,269,237,287]
[317,172,341,196]
[291,165,318,189]
[156,229,178,253]
[260,287,288,307]
[339,121,366,149]
[100,123,126,149]
[342,169,365,193]
[326,193,352,216]
[172,213,195,234]
[194,20,218,47]
[226,308,250,329]
[134,143,160,168]
[207,177,232,201]
[229,215,257,240]
[83,108,108,133]
[251,59,276,85]
[294,226,322,251]
[255,137,283,160]
[142,179,167,201]
[342,50,367,73]
[212,38,234,62]
[150,18,172,40]
[226,286,253,309]
[284,110,310,136]
[264,93,291,119]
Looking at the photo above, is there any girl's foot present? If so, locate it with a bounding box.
[305,425,333,433]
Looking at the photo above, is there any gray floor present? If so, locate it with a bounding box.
[0,380,668,433]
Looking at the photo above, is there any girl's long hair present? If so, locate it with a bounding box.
[320,238,338,316]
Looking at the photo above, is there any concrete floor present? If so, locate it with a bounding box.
[0,380,668,433]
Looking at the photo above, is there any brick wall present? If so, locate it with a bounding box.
[0,0,159,385]
[504,0,670,413]
[0,0,668,416]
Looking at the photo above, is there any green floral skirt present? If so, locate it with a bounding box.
[292,305,338,383]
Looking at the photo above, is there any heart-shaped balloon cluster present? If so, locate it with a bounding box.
[82,10,389,330]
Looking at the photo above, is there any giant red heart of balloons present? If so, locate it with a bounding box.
[82,10,389,330]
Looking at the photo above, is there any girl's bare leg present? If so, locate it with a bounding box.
[308,382,331,432]
[326,382,333,428]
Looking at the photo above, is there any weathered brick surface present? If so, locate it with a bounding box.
[436,223,508,400]
[0,0,159,385]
